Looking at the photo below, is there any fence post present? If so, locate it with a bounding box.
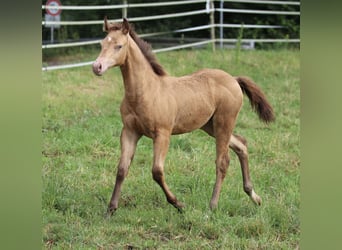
[209,0,216,52]
[219,0,223,49]
[122,0,127,18]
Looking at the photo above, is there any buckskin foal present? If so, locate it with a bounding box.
[92,18,275,215]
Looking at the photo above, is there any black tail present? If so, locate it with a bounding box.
[236,76,275,123]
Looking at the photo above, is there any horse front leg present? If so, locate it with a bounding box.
[107,127,141,215]
[152,130,184,212]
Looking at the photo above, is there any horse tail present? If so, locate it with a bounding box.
[236,76,275,123]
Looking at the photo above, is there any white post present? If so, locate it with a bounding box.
[219,0,223,49]
[122,0,127,18]
[209,0,216,52]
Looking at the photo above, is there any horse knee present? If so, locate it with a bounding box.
[115,157,132,182]
[223,156,230,172]
[116,166,128,182]
[216,155,230,176]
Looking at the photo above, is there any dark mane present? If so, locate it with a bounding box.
[129,29,167,76]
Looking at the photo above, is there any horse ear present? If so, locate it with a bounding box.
[103,16,109,32]
[122,18,130,35]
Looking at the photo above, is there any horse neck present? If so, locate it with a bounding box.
[120,36,158,103]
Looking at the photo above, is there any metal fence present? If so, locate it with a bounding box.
[42,0,300,71]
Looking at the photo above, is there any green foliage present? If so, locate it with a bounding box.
[42,48,299,249]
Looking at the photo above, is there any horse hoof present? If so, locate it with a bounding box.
[173,201,185,213]
[250,190,262,206]
[177,207,184,213]
[106,206,117,217]
[209,203,217,211]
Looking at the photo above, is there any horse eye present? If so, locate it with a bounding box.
[115,45,122,50]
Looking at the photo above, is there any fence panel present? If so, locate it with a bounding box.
[42,0,300,71]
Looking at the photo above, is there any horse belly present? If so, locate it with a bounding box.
[172,106,214,134]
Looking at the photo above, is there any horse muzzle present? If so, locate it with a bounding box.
[92,61,104,76]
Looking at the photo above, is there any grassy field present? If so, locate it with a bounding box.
[42,48,300,249]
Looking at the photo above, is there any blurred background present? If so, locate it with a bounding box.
[41,0,300,70]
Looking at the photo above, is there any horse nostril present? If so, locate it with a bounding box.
[93,61,102,75]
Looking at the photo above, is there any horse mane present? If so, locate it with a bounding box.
[107,21,167,76]
[129,30,168,76]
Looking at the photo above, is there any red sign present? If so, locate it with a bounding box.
[45,0,62,17]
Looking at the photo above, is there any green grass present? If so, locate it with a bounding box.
[42,48,300,249]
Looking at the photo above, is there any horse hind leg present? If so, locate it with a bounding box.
[201,119,261,207]
[202,118,235,210]
[229,134,262,205]
[209,114,236,210]
[210,136,231,210]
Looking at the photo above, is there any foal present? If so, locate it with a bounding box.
[92,18,275,214]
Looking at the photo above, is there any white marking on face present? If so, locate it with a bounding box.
[107,37,112,42]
